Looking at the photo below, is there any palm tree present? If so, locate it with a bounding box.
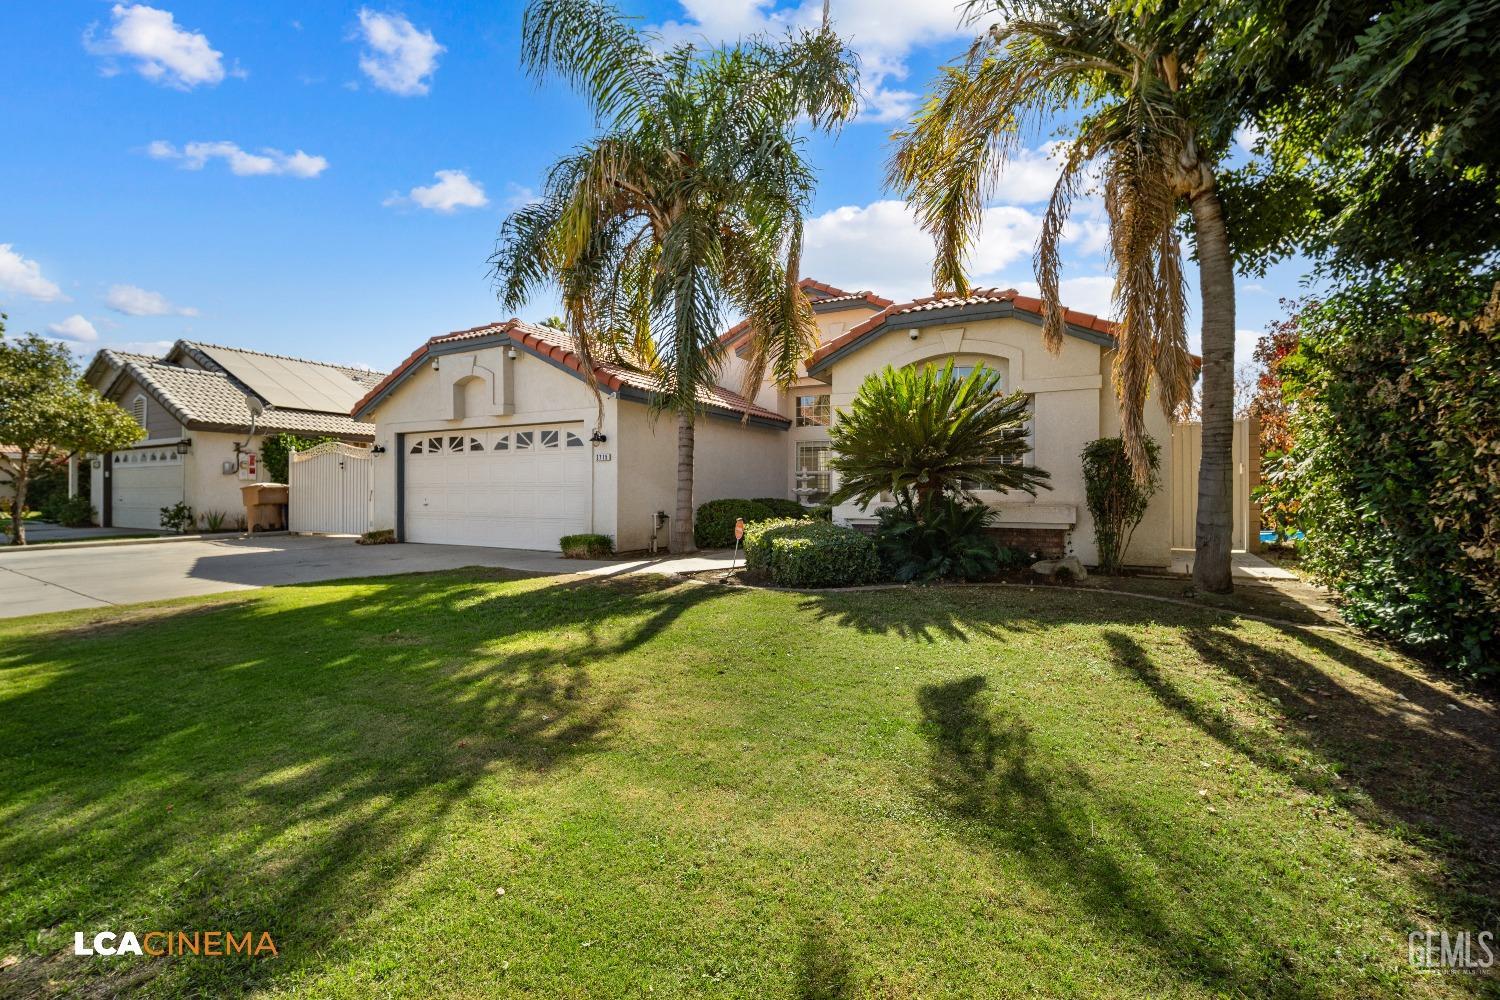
[828,361,1049,519]
[491,0,858,552]
[889,0,1238,592]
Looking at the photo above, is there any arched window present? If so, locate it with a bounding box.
[130,394,147,430]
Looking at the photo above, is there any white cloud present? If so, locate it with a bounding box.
[106,284,198,317]
[1015,275,1118,319]
[84,4,226,89]
[47,315,100,342]
[0,244,67,303]
[148,140,328,178]
[652,0,969,124]
[355,9,443,96]
[1234,124,1266,155]
[802,199,1042,303]
[386,170,489,213]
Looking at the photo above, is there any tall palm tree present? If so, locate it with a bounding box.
[491,0,858,552]
[889,0,1238,592]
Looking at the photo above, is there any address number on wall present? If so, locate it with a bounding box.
[595,453,613,462]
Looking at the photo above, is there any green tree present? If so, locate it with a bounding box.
[490,0,858,552]
[0,324,143,545]
[1214,0,1500,273]
[890,0,1239,592]
[828,361,1048,520]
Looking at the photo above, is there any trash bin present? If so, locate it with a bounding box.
[240,483,289,533]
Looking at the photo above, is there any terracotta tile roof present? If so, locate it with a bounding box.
[119,359,376,438]
[809,287,1122,370]
[353,319,788,425]
[716,277,893,349]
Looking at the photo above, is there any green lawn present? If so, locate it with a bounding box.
[1,570,1495,998]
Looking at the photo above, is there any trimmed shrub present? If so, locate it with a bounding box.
[806,504,834,522]
[752,497,808,518]
[1081,435,1160,574]
[694,498,773,548]
[560,532,613,558]
[873,497,1004,582]
[159,501,194,533]
[357,528,395,545]
[744,518,882,588]
[53,496,95,528]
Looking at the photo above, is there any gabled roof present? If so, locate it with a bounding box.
[807,287,1124,376]
[108,358,376,438]
[351,319,789,427]
[716,277,893,350]
[169,341,383,414]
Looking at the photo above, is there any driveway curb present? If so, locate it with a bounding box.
[0,531,287,555]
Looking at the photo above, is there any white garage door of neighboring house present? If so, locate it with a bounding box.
[404,425,590,550]
[111,447,184,529]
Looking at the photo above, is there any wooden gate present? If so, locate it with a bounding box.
[289,442,371,535]
[1170,417,1261,552]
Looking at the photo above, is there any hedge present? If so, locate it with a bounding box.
[744,518,883,588]
[560,533,613,558]
[752,497,808,518]
[1272,268,1498,676]
[694,498,774,548]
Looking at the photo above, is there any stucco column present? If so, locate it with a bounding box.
[67,454,79,499]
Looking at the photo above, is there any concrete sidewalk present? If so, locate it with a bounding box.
[0,534,736,619]
[1168,549,1299,581]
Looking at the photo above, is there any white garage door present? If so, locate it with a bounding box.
[111,446,185,529]
[404,425,591,550]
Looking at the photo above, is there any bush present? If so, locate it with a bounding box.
[694,498,774,548]
[752,497,807,518]
[874,497,1004,582]
[560,532,613,558]
[159,501,194,533]
[53,496,95,528]
[1081,436,1161,574]
[1274,269,1498,676]
[744,518,882,588]
[198,510,230,532]
[807,503,834,521]
[357,528,395,545]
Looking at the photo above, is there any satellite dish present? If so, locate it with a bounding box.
[245,395,265,418]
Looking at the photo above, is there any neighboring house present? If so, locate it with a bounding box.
[82,342,382,530]
[353,278,1186,564]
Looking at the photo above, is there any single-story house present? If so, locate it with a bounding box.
[83,341,382,530]
[353,278,1187,565]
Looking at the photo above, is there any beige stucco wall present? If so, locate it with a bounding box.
[182,430,271,524]
[614,406,787,550]
[816,315,1175,567]
[104,372,185,440]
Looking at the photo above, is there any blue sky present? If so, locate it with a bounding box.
[1,1,1312,377]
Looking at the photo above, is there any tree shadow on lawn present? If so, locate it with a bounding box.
[0,568,728,997]
[1104,626,1500,927]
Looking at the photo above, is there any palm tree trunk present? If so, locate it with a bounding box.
[1190,185,1235,594]
[672,410,697,553]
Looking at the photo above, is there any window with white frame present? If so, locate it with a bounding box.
[795,441,831,504]
[795,393,830,427]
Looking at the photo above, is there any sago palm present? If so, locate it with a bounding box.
[828,361,1050,519]
[889,0,1239,592]
[490,0,857,552]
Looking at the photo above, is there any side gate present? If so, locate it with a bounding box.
[289,442,372,535]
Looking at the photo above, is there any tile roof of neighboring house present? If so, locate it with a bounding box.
[805,286,1206,374]
[113,359,377,438]
[352,318,788,425]
[716,277,893,349]
[174,341,385,388]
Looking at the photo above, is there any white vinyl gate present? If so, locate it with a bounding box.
[289,442,372,535]
[1170,417,1261,552]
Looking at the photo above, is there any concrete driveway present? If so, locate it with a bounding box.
[0,535,616,619]
[0,535,736,619]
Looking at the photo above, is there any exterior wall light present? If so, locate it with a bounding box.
[175,438,193,455]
